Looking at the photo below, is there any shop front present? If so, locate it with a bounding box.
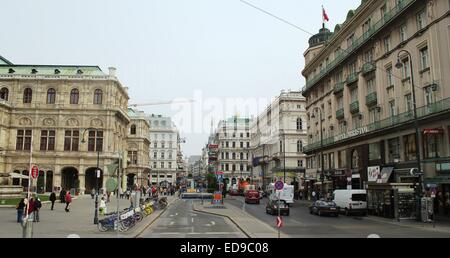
[424,176,450,219]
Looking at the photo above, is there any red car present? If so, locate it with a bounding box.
[245,190,260,204]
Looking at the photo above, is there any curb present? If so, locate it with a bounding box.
[133,197,179,238]
[192,203,252,238]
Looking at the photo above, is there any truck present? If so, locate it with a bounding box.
[332,189,368,216]
[267,183,294,204]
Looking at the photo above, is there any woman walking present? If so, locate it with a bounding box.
[65,190,72,212]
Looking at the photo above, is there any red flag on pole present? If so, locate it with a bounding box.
[322,6,329,22]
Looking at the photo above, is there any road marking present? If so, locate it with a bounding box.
[367,234,381,238]
[169,214,174,217]
[211,221,216,226]
[175,213,178,216]
[169,221,174,226]
[191,218,194,223]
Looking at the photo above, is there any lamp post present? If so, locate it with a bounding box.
[395,50,423,221]
[280,130,286,183]
[311,107,324,198]
[81,127,101,225]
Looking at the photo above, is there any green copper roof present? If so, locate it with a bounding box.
[0,65,105,76]
[0,55,12,65]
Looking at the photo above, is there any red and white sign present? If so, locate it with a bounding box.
[215,171,224,175]
[31,166,39,179]
[423,128,444,134]
[276,216,283,228]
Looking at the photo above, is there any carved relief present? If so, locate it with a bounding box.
[19,117,32,126]
[66,118,80,127]
[428,0,435,20]
[43,118,56,126]
[90,118,104,128]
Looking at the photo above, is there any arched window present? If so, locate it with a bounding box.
[23,88,32,103]
[47,88,56,104]
[297,118,303,130]
[232,153,236,160]
[94,89,102,104]
[352,149,359,169]
[240,152,244,160]
[0,87,8,101]
[70,89,79,104]
[130,124,136,135]
[297,140,303,153]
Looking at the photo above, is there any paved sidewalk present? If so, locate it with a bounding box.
[192,198,288,238]
[0,194,177,238]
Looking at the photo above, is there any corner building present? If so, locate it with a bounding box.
[302,0,450,218]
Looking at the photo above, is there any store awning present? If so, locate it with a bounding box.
[379,167,394,183]
[9,173,29,179]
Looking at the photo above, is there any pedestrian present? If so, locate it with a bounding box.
[119,187,124,199]
[49,192,56,210]
[34,197,42,222]
[65,190,72,212]
[106,191,110,203]
[27,197,35,220]
[16,198,26,223]
[90,188,95,199]
[99,197,107,215]
[312,190,316,201]
[59,189,66,203]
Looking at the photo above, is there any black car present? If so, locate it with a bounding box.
[266,198,289,216]
[309,200,339,217]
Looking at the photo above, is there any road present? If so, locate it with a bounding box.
[227,196,450,238]
[138,199,247,238]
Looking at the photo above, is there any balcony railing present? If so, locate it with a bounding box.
[346,72,359,85]
[304,96,450,153]
[365,92,377,106]
[336,108,345,120]
[304,0,415,91]
[333,82,345,94]
[350,101,359,114]
[362,62,376,75]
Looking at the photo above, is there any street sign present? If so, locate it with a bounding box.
[31,166,38,179]
[275,180,284,190]
[276,216,283,228]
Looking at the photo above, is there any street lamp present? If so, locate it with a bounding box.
[280,130,286,183]
[395,50,423,221]
[81,127,101,225]
[311,107,325,198]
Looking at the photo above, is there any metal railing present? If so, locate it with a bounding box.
[365,92,377,106]
[333,82,345,94]
[350,101,360,113]
[336,108,345,119]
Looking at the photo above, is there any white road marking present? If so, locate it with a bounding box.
[175,213,178,216]
[169,221,174,226]
[191,218,194,223]
[169,214,174,217]
[211,221,216,226]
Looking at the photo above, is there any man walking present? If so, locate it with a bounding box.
[33,197,42,222]
[16,198,26,223]
[49,192,56,210]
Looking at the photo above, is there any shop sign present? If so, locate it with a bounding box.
[334,126,369,142]
[423,128,444,134]
[367,166,381,182]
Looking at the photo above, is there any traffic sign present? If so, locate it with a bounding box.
[276,216,283,228]
[275,180,284,190]
[31,166,39,179]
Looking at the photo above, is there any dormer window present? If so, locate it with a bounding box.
[77,69,83,74]
[31,69,38,74]
[8,68,15,74]
[54,69,61,74]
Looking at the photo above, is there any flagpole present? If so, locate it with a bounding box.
[322,5,325,29]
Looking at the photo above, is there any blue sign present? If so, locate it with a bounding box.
[275,180,284,190]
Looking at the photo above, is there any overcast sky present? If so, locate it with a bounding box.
[1,0,360,157]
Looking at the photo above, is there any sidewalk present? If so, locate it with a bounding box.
[192,199,288,238]
[0,194,177,238]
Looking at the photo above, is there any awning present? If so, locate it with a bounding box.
[379,167,394,183]
[9,172,29,179]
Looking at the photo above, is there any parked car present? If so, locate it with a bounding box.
[309,200,339,217]
[333,189,368,216]
[265,198,289,216]
[245,190,260,204]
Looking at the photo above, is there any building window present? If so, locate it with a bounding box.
[424,86,436,108]
[369,108,379,124]
[240,142,244,148]
[247,132,250,138]
[386,66,394,87]
[226,142,229,148]
[240,133,243,138]
[128,151,138,165]
[232,153,236,160]
[297,140,303,153]
[70,89,79,104]
[226,152,229,159]
[168,162,172,169]
[297,118,303,130]
[221,164,225,171]
[383,35,391,53]
[153,162,157,168]
[161,162,165,169]
[23,88,32,103]
[153,142,157,148]
[405,94,413,113]
[400,24,407,42]
[240,152,244,160]
[221,152,224,159]
[240,164,244,171]
[388,137,400,163]
[347,33,355,48]
[389,100,396,116]
[367,78,375,94]
[297,160,303,167]
[168,152,173,159]
[153,152,157,159]
[404,134,417,161]
[401,59,410,79]
[47,88,56,104]
[338,150,346,168]
[350,87,358,103]
[88,130,103,152]
[161,152,165,159]
[130,124,136,135]
[16,130,32,151]
[247,142,250,148]
[232,142,236,148]
[416,9,427,30]
[0,87,8,101]
[64,130,79,151]
[329,153,334,169]
[161,142,165,149]
[369,143,381,161]
[352,115,361,130]
[424,133,442,159]
[419,47,429,70]
[93,89,102,104]
[232,164,236,171]
[225,164,229,171]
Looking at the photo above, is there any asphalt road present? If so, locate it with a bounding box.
[227,196,450,238]
[138,199,246,238]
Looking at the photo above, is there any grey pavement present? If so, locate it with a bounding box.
[138,199,246,238]
[0,194,177,238]
[226,196,450,238]
[192,198,288,238]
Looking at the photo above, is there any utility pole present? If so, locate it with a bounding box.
[22,132,33,238]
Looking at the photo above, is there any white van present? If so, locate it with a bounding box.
[333,189,368,216]
[268,183,294,204]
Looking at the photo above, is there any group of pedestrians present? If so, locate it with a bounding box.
[16,189,73,223]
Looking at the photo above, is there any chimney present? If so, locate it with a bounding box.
[108,67,117,77]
